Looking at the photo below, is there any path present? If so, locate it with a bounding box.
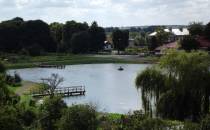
[15,81,38,95]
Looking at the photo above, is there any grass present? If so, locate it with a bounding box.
[1,53,158,69]
[7,81,44,104]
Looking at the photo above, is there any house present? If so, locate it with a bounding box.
[149,28,189,42]
[154,41,178,55]
[104,41,113,51]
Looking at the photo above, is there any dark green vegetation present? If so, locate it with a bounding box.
[0,18,105,55]
[136,51,210,123]
[180,22,210,51]
[112,29,129,53]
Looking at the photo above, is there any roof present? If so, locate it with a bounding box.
[172,28,189,36]
[196,36,210,48]
[155,41,178,51]
[149,28,189,36]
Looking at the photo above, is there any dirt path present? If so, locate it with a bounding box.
[15,81,38,95]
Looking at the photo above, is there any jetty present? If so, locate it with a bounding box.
[31,86,86,98]
[37,63,65,69]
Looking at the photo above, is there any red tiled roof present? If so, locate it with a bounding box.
[196,36,210,48]
[155,41,178,51]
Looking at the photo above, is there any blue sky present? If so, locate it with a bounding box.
[0,0,210,27]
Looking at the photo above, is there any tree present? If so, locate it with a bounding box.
[135,50,210,121]
[0,106,23,130]
[155,27,170,45]
[71,31,90,54]
[40,96,67,130]
[180,36,199,51]
[112,29,129,54]
[42,73,64,98]
[22,20,57,52]
[0,61,6,73]
[88,21,106,52]
[135,68,165,116]
[50,22,63,52]
[204,22,210,40]
[0,17,24,52]
[59,105,98,130]
[189,22,204,36]
[134,35,146,46]
[62,21,89,52]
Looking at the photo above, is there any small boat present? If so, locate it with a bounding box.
[118,66,124,71]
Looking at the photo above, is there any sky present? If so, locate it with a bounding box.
[0,0,210,27]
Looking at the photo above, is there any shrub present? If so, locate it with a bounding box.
[59,104,98,130]
[39,96,67,130]
[200,115,210,130]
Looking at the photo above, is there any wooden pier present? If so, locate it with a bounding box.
[31,86,86,98]
[38,64,65,69]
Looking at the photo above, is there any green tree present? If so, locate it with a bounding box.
[135,68,165,116]
[135,50,210,121]
[180,36,199,51]
[50,22,63,52]
[0,106,23,130]
[189,22,204,36]
[71,31,91,54]
[204,22,210,40]
[112,29,129,54]
[88,21,106,52]
[0,61,6,73]
[62,21,89,52]
[59,105,98,130]
[155,27,170,45]
[40,96,67,130]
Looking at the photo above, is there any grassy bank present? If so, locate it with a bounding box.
[1,53,158,69]
[8,81,44,103]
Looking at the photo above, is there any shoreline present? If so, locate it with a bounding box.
[4,54,159,69]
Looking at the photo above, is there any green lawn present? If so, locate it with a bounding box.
[2,53,158,69]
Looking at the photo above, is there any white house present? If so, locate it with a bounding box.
[104,41,113,51]
[149,28,189,37]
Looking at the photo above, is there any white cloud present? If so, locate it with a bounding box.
[0,0,210,26]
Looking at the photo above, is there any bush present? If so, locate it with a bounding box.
[0,62,6,73]
[0,106,23,130]
[59,104,98,130]
[39,96,67,130]
[6,72,22,86]
[180,36,199,51]
[14,72,21,83]
[200,115,210,130]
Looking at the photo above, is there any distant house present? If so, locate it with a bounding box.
[104,41,113,51]
[154,41,178,55]
[149,28,189,42]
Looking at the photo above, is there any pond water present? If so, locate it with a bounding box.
[9,64,150,114]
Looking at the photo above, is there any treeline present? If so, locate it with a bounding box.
[0,17,106,55]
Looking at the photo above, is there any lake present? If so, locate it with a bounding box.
[9,64,149,114]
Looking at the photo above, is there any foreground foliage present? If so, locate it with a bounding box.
[136,50,210,121]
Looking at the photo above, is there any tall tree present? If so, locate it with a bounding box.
[112,29,129,54]
[88,21,106,52]
[180,35,199,51]
[189,22,204,36]
[62,21,89,52]
[204,22,210,40]
[71,31,90,54]
[135,50,210,121]
[50,22,63,52]
[22,20,56,52]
